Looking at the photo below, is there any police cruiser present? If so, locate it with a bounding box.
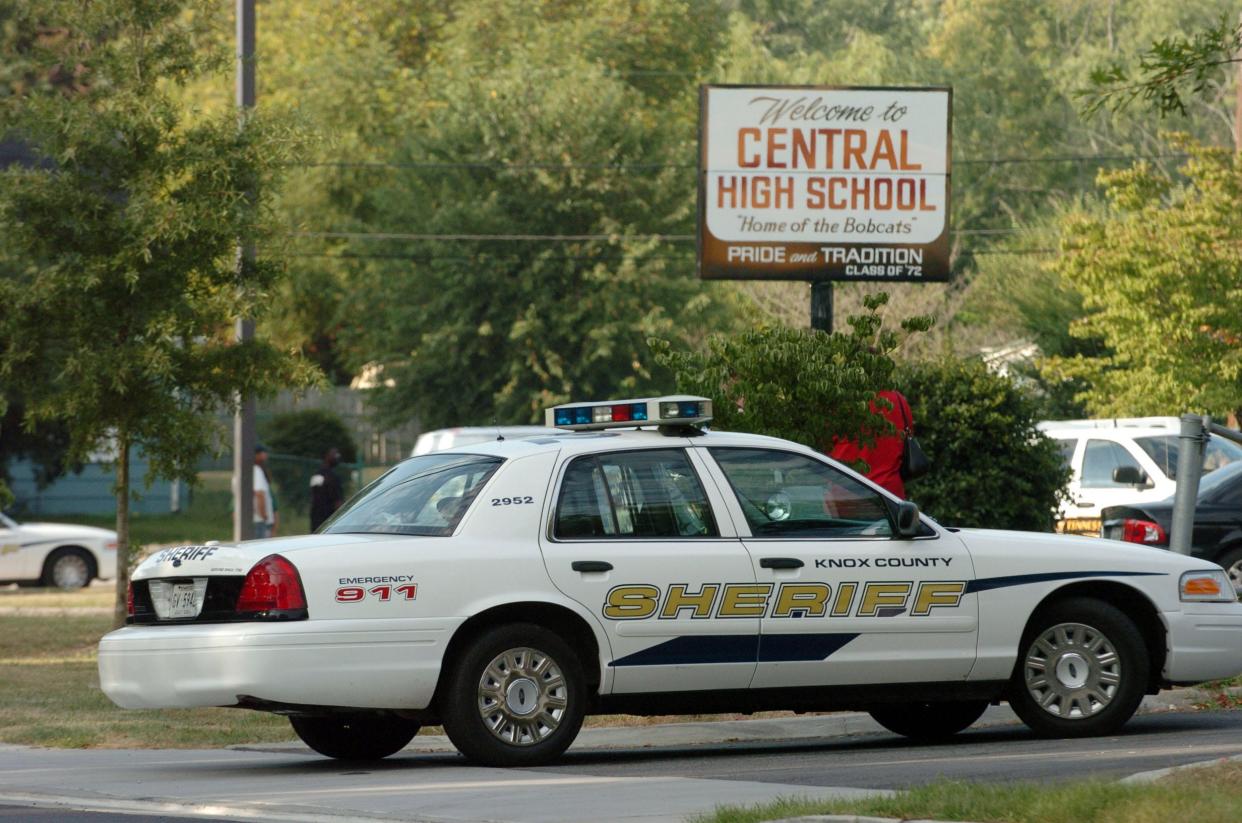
[99,396,1242,767]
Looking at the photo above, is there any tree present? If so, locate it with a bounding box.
[1082,13,1242,117]
[343,1,748,429]
[0,0,313,626]
[1043,138,1242,418]
[900,358,1069,531]
[651,293,932,456]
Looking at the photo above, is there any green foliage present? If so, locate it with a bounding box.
[0,0,317,621]
[262,410,358,465]
[337,0,746,429]
[1044,138,1242,417]
[260,409,357,514]
[1082,13,1242,117]
[652,293,932,452]
[900,358,1069,531]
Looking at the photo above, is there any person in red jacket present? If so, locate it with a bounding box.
[829,389,913,499]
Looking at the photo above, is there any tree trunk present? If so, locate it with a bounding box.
[112,432,131,629]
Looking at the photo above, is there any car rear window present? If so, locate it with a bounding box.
[1134,435,1242,480]
[320,454,503,537]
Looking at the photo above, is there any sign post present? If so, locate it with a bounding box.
[697,85,952,329]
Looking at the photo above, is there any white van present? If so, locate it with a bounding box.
[411,426,562,456]
[1038,417,1242,535]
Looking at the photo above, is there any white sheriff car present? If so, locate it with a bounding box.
[99,397,1242,767]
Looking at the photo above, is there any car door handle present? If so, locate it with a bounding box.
[759,557,804,570]
[1076,500,1095,508]
[572,561,613,573]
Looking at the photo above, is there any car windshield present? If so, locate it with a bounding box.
[1196,459,1242,499]
[0,513,16,529]
[320,454,503,536]
[1134,435,1242,480]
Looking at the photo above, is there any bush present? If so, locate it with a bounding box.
[900,358,1069,531]
[260,410,358,514]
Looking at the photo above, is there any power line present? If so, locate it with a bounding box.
[290,227,1040,243]
[289,153,1192,172]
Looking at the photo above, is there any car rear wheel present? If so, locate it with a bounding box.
[868,700,988,740]
[1008,597,1148,738]
[41,548,93,589]
[440,623,585,767]
[289,714,420,760]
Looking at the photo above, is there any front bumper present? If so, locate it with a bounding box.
[1162,604,1242,685]
[98,617,458,711]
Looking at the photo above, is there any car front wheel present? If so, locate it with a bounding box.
[440,623,585,767]
[868,700,988,740]
[1008,597,1148,738]
[289,714,420,760]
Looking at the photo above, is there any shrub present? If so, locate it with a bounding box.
[259,410,358,513]
[899,358,1069,531]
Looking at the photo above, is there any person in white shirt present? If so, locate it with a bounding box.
[253,444,276,538]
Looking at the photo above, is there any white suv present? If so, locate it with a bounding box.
[1038,418,1242,536]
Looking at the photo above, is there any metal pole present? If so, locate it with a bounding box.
[232,0,256,542]
[1169,413,1209,555]
[810,281,833,333]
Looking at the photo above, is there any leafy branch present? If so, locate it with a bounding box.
[1079,14,1242,117]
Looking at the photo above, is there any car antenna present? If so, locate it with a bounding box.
[494,417,504,442]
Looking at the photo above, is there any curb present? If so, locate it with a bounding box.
[0,791,438,823]
[1120,752,1242,784]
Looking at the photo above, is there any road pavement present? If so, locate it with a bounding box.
[0,703,1239,823]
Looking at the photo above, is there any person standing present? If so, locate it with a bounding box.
[828,389,914,499]
[309,447,344,531]
[253,444,276,538]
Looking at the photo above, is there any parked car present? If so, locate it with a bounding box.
[1101,460,1242,594]
[1038,418,1242,536]
[411,425,562,456]
[100,396,1242,767]
[0,512,117,588]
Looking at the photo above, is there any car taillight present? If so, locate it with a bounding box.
[1121,518,1167,545]
[126,582,134,617]
[236,554,307,618]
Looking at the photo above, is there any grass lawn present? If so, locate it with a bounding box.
[695,762,1242,823]
[0,611,296,748]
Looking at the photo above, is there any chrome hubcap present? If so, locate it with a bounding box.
[1024,622,1120,720]
[52,554,89,589]
[478,647,567,746]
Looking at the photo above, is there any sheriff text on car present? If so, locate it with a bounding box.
[98,397,1242,767]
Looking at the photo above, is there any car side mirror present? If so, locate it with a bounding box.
[895,501,921,538]
[1112,466,1150,487]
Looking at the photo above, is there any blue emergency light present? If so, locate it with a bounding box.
[545,396,712,431]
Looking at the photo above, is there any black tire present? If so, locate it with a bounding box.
[40,547,94,589]
[289,713,420,760]
[440,623,586,767]
[1008,597,1148,738]
[1213,546,1242,600]
[868,700,988,740]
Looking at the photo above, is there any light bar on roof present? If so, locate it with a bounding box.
[545,396,713,431]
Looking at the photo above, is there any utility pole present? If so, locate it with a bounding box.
[232,0,256,542]
[810,282,832,333]
[1236,11,1241,157]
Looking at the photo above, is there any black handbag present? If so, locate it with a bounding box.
[897,396,930,482]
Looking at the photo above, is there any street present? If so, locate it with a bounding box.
[2,710,1240,823]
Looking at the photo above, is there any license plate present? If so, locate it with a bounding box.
[148,578,208,620]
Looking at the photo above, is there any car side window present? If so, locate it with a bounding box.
[1081,440,1143,488]
[554,449,718,539]
[1054,439,1078,470]
[709,447,892,538]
